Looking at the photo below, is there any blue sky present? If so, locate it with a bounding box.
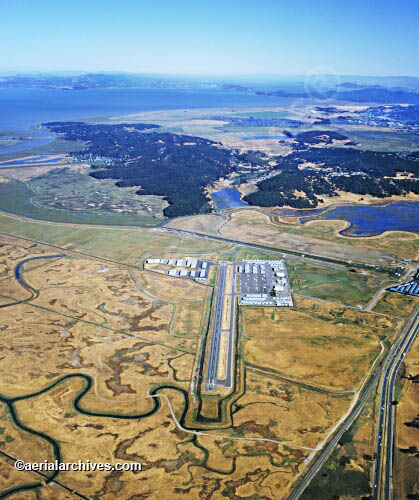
[1,0,418,76]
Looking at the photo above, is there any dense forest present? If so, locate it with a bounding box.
[293,130,352,146]
[43,122,418,214]
[43,122,236,217]
[244,145,419,208]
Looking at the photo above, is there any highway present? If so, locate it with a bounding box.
[205,262,227,392]
[156,227,392,272]
[372,308,419,500]
[286,307,419,500]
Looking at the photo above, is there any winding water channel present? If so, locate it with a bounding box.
[0,255,243,498]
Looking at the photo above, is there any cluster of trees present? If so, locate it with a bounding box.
[295,147,418,177]
[404,416,419,429]
[244,146,419,208]
[244,171,319,208]
[294,130,349,146]
[44,122,161,161]
[43,122,235,217]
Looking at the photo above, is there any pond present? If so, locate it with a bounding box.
[299,201,419,237]
[211,188,248,210]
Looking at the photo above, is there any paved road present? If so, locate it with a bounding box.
[372,309,419,500]
[156,227,389,272]
[286,308,419,500]
[205,262,227,392]
[366,287,387,312]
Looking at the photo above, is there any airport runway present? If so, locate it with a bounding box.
[205,262,227,392]
[204,262,238,392]
[219,263,237,389]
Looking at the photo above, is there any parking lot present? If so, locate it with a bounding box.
[239,272,269,295]
[237,260,293,307]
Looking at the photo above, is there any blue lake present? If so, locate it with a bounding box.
[211,188,248,210]
[299,201,419,237]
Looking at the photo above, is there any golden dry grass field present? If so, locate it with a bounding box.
[373,291,419,318]
[0,213,416,499]
[173,300,206,338]
[233,370,352,449]
[242,296,399,391]
[216,332,229,380]
[221,295,231,330]
[298,388,380,500]
[0,235,321,499]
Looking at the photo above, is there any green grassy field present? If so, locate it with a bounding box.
[0,180,162,227]
[0,212,229,265]
[288,261,384,306]
[29,167,168,219]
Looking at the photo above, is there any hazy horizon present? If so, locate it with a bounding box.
[2,71,419,79]
[1,0,418,77]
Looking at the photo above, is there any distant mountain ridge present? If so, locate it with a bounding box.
[2,72,419,103]
[0,72,204,90]
[256,87,419,104]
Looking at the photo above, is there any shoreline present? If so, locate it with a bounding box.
[301,217,419,241]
